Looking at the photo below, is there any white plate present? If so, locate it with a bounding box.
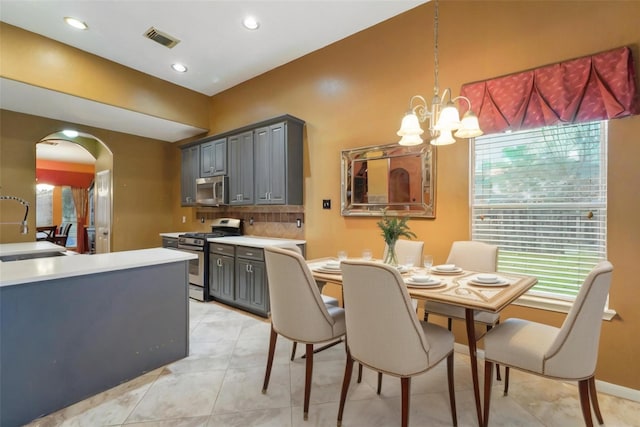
[468,279,509,287]
[396,265,411,273]
[406,278,444,288]
[313,267,342,274]
[431,266,463,274]
[434,264,457,271]
[475,274,499,284]
[322,262,341,270]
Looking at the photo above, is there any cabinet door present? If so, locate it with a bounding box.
[255,123,286,205]
[235,260,268,315]
[209,254,234,302]
[181,145,199,205]
[201,138,227,177]
[228,131,254,205]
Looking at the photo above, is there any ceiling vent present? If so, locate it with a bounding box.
[143,27,180,48]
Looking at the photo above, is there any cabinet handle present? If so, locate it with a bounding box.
[246,264,253,273]
[217,258,222,267]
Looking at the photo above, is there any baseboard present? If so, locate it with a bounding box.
[453,343,640,403]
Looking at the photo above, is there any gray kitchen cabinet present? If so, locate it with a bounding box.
[200,138,227,177]
[209,243,235,303]
[180,145,200,206]
[234,246,268,316]
[254,120,304,205]
[228,131,254,205]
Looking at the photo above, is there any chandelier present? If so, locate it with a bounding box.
[397,0,483,146]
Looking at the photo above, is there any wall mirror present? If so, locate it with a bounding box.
[341,143,436,218]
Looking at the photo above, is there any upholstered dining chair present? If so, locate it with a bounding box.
[483,261,613,427]
[423,241,502,380]
[262,246,346,420]
[358,238,425,389]
[338,260,457,427]
[275,243,340,361]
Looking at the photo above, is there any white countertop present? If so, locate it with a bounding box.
[0,241,66,257]
[0,248,197,287]
[208,235,306,248]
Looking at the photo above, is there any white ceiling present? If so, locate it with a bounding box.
[0,0,427,147]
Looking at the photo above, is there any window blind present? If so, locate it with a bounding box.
[471,121,607,299]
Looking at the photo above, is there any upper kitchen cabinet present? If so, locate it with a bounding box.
[181,145,200,206]
[228,130,254,205]
[200,138,227,177]
[254,120,303,205]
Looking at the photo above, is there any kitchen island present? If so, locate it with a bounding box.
[0,247,196,427]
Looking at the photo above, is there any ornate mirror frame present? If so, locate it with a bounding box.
[341,143,436,218]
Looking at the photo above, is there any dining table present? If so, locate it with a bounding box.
[308,258,538,427]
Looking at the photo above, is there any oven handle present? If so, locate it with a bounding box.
[177,245,204,253]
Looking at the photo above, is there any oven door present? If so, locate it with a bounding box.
[176,245,205,301]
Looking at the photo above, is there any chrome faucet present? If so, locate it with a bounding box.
[0,195,30,234]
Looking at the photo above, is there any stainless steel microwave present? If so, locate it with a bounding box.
[195,176,228,206]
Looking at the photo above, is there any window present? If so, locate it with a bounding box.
[471,121,607,300]
[35,184,77,248]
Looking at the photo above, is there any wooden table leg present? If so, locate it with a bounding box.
[465,308,483,426]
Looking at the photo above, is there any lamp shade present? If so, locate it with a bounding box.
[397,113,424,137]
[399,134,424,146]
[431,130,456,145]
[434,102,461,131]
[454,110,483,138]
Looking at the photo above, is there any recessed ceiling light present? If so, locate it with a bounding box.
[242,16,260,30]
[64,17,88,30]
[62,129,79,138]
[171,63,188,73]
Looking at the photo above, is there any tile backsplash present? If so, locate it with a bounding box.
[194,205,304,239]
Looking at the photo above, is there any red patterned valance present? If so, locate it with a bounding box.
[460,46,640,134]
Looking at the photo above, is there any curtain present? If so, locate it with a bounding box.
[71,187,88,254]
[460,46,639,135]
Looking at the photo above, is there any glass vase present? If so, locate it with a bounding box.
[384,240,398,266]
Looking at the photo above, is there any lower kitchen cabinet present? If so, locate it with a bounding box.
[208,243,269,317]
[209,246,235,303]
[235,249,268,315]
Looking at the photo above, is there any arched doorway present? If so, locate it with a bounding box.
[36,130,113,253]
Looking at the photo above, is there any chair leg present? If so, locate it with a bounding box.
[357,363,363,383]
[503,366,510,396]
[483,361,494,427]
[337,350,354,427]
[377,372,383,395]
[401,377,411,427]
[486,325,501,381]
[447,353,458,426]
[588,376,604,425]
[578,379,594,427]
[304,344,314,420]
[262,325,278,393]
[290,341,297,361]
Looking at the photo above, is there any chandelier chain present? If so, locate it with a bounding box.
[433,0,439,97]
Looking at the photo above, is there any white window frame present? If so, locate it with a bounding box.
[470,121,615,320]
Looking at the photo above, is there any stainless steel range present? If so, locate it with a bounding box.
[178,218,243,301]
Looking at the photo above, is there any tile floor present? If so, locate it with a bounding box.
[27,300,640,427]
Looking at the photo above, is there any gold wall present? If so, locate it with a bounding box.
[206,1,640,390]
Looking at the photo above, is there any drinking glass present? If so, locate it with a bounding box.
[423,255,433,274]
[403,256,415,270]
[361,249,372,261]
[337,250,348,261]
